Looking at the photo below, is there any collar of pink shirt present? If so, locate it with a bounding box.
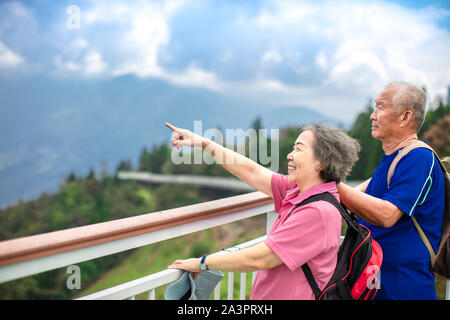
[284,181,339,205]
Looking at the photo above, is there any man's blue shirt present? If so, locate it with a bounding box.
[360,146,444,300]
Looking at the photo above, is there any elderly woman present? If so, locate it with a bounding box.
[166,122,360,300]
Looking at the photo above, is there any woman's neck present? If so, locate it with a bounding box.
[297,177,326,194]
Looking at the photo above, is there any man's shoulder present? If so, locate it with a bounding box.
[395,146,436,171]
[402,146,435,158]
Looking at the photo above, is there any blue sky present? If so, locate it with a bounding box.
[1,0,449,118]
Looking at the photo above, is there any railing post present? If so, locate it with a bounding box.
[214,282,221,300]
[148,289,155,300]
[446,280,450,300]
[227,272,234,300]
[266,211,277,234]
[240,273,246,300]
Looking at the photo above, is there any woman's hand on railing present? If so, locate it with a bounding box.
[165,122,205,150]
[168,258,203,279]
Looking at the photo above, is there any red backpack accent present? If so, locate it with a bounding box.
[293,192,383,300]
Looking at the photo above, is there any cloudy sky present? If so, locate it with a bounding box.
[0,0,450,208]
[1,0,450,119]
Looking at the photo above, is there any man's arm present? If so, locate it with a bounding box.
[356,178,371,192]
[337,182,404,228]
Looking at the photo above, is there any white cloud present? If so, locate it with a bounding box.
[81,0,221,90]
[0,41,24,69]
[71,38,89,51]
[255,2,318,28]
[241,0,450,117]
[315,51,327,69]
[261,49,283,65]
[84,1,166,77]
[161,63,221,91]
[53,49,107,77]
[83,50,107,76]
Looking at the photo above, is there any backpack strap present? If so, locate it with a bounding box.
[387,140,447,187]
[442,157,450,172]
[412,217,436,260]
[386,140,447,261]
[291,191,351,299]
[291,191,359,231]
[301,264,322,299]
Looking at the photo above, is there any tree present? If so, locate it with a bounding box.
[65,172,77,183]
[419,99,450,138]
[138,144,170,173]
[278,126,303,175]
[347,103,384,181]
[87,168,96,180]
[423,115,450,156]
[115,159,133,174]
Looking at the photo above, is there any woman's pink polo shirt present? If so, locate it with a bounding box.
[250,173,342,300]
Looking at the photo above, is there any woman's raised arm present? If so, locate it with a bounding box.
[165,122,274,198]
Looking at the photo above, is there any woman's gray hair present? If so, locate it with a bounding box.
[304,123,361,183]
[382,82,427,132]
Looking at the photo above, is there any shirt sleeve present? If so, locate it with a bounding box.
[270,173,297,213]
[383,148,436,217]
[264,204,327,271]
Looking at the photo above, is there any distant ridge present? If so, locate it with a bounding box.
[0,75,342,209]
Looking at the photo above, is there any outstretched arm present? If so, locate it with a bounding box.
[165,122,274,198]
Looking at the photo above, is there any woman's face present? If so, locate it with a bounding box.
[286,130,322,187]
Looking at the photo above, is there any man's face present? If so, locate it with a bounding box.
[370,88,400,140]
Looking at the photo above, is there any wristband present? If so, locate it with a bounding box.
[200,255,208,271]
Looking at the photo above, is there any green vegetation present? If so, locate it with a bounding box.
[0,98,448,300]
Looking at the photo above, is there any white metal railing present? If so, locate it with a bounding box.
[76,210,278,300]
[77,230,450,300]
[77,236,268,300]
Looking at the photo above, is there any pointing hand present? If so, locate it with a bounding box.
[165,122,204,150]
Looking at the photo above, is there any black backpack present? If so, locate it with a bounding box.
[291,192,383,300]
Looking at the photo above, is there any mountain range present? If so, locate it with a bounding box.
[0,74,344,209]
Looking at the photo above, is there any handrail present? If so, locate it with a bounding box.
[0,191,272,267]
[77,236,267,300]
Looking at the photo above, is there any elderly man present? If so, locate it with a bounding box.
[338,82,445,299]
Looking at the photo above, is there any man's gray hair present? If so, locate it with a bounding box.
[382,82,427,132]
[304,123,361,183]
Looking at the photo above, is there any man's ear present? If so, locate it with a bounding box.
[399,109,414,128]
